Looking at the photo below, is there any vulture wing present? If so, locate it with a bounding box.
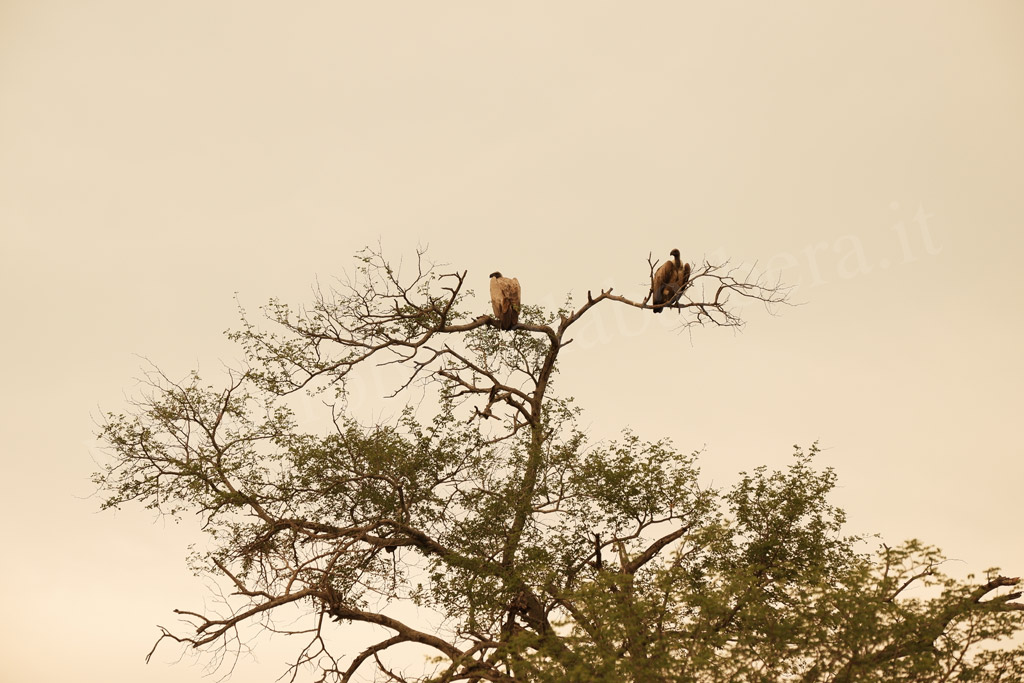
[670,262,692,304]
[491,276,521,330]
[500,277,521,330]
[651,260,677,313]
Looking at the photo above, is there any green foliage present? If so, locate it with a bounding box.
[94,249,1023,683]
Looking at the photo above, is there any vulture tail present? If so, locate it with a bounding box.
[500,308,517,330]
[652,291,665,313]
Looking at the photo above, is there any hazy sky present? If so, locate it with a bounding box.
[2,2,1023,681]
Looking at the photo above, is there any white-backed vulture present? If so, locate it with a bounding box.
[489,272,521,330]
[651,248,691,313]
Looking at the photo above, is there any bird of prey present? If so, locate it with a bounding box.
[651,249,691,313]
[489,272,521,330]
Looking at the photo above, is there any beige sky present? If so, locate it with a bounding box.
[2,2,1023,681]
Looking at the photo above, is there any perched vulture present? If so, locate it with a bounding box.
[651,248,691,314]
[489,272,521,330]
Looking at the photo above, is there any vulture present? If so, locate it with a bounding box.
[651,248,691,313]
[489,272,521,330]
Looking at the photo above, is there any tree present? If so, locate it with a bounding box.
[96,247,1024,682]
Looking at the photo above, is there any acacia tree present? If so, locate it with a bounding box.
[96,248,1024,682]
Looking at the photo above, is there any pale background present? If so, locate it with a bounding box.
[2,2,1023,681]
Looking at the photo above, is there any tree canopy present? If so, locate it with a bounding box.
[96,247,1024,682]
